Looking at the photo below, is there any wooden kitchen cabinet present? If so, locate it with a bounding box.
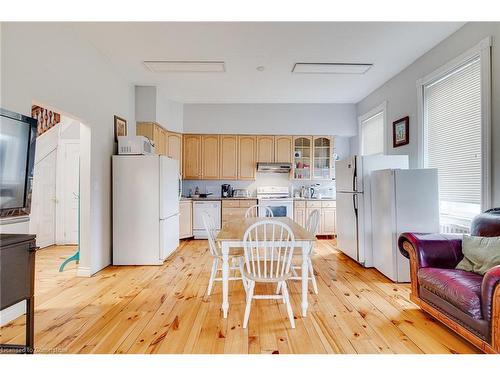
[300,200,336,235]
[238,136,256,180]
[167,132,182,160]
[136,122,167,155]
[321,207,336,235]
[313,136,333,180]
[221,199,257,226]
[293,136,312,180]
[201,135,220,179]
[275,136,293,163]
[294,201,306,227]
[256,136,275,163]
[179,200,193,239]
[183,135,202,179]
[219,135,238,179]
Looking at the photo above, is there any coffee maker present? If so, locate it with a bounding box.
[221,184,233,198]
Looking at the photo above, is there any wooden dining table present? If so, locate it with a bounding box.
[216,217,316,319]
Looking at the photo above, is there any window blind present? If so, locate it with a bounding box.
[424,57,482,205]
[361,111,384,156]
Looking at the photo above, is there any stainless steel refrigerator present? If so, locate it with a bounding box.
[335,155,409,267]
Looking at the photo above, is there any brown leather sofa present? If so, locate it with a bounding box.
[398,208,500,354]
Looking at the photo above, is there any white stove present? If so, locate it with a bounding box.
[257,186,294,219]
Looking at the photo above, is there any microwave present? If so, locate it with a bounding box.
[118,136,155,155]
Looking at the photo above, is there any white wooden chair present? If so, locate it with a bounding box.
[285,209,320,294]
[202,211,244,296]
[244,205,274,218]
[240,220,296,328]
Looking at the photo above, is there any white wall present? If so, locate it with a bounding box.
[183,103,357,136]
[135,85,184,133]
[356,22,500,207]
[1,22,135,275]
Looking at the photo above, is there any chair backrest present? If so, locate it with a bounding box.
[306,209,320,236]
[242,220,295,280]
[245,205,274,218]
[201,211,221,257]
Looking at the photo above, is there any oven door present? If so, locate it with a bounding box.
[258,199,294,219]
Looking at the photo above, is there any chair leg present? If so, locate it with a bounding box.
[243,281,255,329]
[308,258,318,295]
[207,258,218,296]
[281,282,295,328]
[275,282,282,295]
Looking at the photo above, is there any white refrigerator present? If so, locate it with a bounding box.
[371,168,439,282]
[112,155,180,265]
[335,155,409,267]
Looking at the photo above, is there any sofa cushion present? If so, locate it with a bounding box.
[418,268,483,319]
[455,235,500,275]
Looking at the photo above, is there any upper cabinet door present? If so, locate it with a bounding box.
[167,132,182,161]
[238,136,256,180]
[275,136,293,163]
[220,135,238,179]
[313,136,332,180]
[183,135,202,179]
[201,135,220,179]
[293,136,312,180]
[256,136,275,163]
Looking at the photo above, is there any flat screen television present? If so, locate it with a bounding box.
[0,108,37,217]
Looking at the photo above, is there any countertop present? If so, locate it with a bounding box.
[180,196,257,201]
[181,196,335,202]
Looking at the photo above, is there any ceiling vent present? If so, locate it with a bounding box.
[292,63,373,74]
[144,61,226,73]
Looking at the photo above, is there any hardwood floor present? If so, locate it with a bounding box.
[0,240,480,354]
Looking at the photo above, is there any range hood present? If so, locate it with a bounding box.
[257,162,292,173]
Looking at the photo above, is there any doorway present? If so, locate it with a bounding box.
[30,113,81,249]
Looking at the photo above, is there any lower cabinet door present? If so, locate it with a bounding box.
[179,201,193,239]
[321,208,336,235]
[294,207,306,227]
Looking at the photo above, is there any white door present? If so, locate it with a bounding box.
[371,170,398,281]
[60,142,79,244]
[335,156,356,192]
[159,156,180,219]
[31,150,57,248]
[335,191,360,262]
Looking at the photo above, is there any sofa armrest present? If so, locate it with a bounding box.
[398,232,463,269]
[481,265,500,322]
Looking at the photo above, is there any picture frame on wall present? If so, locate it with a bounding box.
[392,116,409,147]
[114,115,127,142]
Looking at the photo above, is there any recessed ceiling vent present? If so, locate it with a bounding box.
[292,63,373,74]
[144,61,225,73]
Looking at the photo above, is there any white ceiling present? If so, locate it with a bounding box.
[72,22,464,104]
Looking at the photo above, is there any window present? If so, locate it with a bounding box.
[419,38,491,233]
[360,104,385,156]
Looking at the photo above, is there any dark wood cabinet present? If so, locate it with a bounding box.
[0,234,37,354]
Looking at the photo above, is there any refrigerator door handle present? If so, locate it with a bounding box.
[353,193,358,214]
[352,156,358,192]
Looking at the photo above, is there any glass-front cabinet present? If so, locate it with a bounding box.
[293,136,334,180]
[293,136,312,180]
[313,136,332,180]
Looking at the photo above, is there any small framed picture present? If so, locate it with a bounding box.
[114,115,127,142]
[392,116,409,148]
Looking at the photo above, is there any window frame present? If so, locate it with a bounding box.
[416,36,492,211]
[358,101,387,156]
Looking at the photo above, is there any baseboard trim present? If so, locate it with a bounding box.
[0,301,26,325]
[76,266,92,277]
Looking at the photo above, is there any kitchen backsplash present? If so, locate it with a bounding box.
[182,172,336,199]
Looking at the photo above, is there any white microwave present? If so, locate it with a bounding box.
[118,136,155,155]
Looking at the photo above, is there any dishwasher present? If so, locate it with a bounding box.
[192,200,221,239]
